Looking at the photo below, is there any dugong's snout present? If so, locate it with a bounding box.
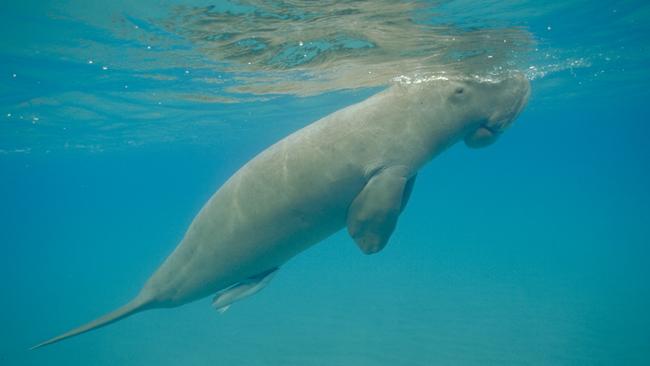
[488,74,530,129]
[464,74,530,148]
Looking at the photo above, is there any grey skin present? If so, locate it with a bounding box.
[32,74,530,349]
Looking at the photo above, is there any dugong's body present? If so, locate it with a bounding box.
[34,75,530,348]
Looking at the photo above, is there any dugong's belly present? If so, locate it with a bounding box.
[143,129,369,305]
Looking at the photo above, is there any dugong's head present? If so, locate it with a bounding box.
[445,74,530,148]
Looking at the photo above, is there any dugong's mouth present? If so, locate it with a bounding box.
[481,123,502,136]
[484,80,530,134]
[464,123,499,148]
[473,122,502,140]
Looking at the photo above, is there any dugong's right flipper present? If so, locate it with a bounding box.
[347,166,415,254]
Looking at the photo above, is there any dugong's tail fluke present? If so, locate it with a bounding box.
[30,296,149,350]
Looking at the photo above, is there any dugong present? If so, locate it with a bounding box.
[33,74,530,349]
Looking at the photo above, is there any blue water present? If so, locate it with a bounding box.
[2,1,649,365]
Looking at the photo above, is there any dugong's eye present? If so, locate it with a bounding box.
[455,87,464,94]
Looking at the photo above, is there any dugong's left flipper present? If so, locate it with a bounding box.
[347,166,415,254]
[212,268,277,313]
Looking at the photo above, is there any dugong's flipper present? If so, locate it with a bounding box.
[347,166,415,254]
[212,268,278,313]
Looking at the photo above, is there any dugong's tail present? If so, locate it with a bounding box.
[30,296,150,350]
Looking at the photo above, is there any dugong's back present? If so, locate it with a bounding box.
[30,104,376,350]
[143,105,375,305]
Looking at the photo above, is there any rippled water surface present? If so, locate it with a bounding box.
[1,1,649,365]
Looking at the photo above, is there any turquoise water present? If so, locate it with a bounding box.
[2,1,649,365]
